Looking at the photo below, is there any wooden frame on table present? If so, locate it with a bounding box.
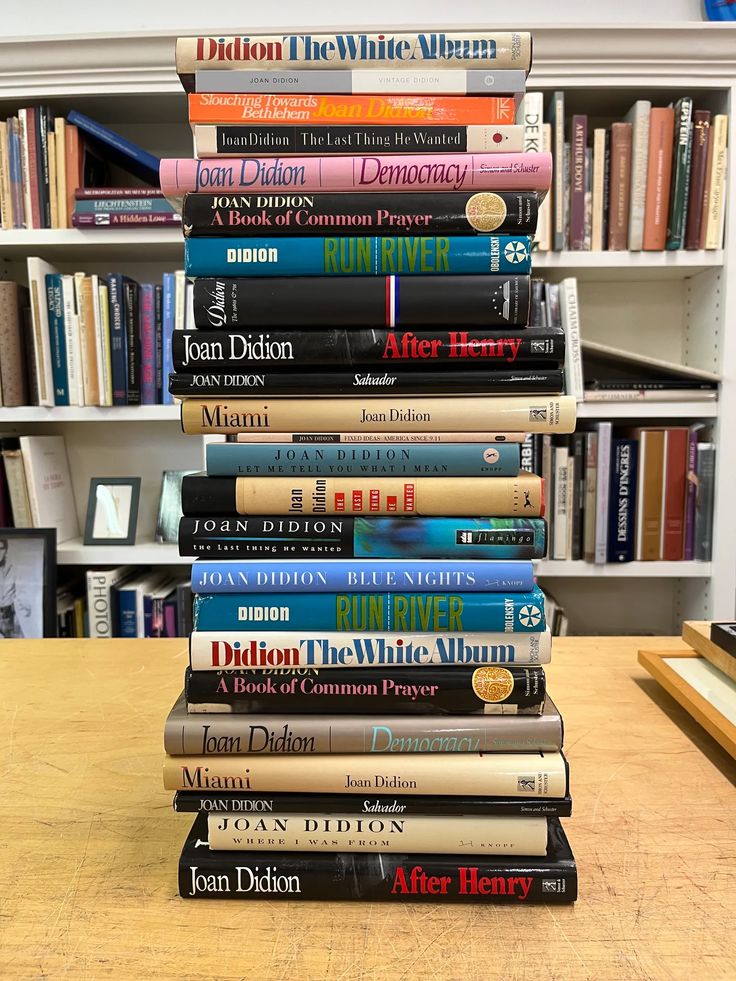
[638,647,736,759]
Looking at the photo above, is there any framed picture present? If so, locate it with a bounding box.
[0,528,56,638]
[84,477,141,546]
[156,470,196,544]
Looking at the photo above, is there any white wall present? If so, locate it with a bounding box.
[4,0,706,39]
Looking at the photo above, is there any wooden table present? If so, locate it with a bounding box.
[1,637,735,980]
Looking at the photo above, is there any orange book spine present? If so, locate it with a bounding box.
[661,428,689,561]
[188,93,517,126]
[642,107,675,250]
[64,124,82,230]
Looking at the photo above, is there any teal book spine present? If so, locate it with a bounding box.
[44,273,69,405]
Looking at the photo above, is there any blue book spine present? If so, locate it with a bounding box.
[607,438,638,563]
[139,284,156,404]
[8,125,24,227]
[191,559,534,594]
[205,441,521,477]
[107,274,128,405]
[184,235,533,277]
[115,587,138,638]
[44,273,69,405]
[193,585,547,632]
[143,593,154,637]
[162,273,176,406]
[66,110,161,186]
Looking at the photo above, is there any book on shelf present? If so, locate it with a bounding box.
[0,434,78,542]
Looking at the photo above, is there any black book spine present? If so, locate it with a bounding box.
[123,280,140,405]
[154,284,164,403]
[179,815,577,902]
[212,125,492,155]
[181,474,238,515]
[193,275,531,329]
[173,790,574,818]
[184,664,546,715]
[37,108,52,228]
[183,191,539,237]
[570,432,586,561]
[169,369,564,398]
[173,327,565,370]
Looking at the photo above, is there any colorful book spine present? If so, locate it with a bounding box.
[171,368,562,398]
[194,68,529,94]
[74,198,176,213]
[44,273,69,405]
[179,473,544,517]
[233,433,527,443]
[183,664,549,719]
[162,272,176,406]
[184,235,533,277]
[123,279,140,405]
[139,284,156,405]
[642,107,675,250]
[164,749,566,794]
[180,395,577,436]
[190,558,535,594]
[661,428,688,561]
[182,191,540,237]
[192,275,531,328]
[204,441,522,477]
[702,114,728,250]
[188,93,518,125]
[106,274,127,405]
[194,124,523,156]
[192,585,547,632]
[72,212,182,227]
[569,115,587,250]
[666,97,693,250]
[606,438,638,562]
[173,327,564,369]
[179,515,547,560]
[683,426,699,561]
[159,152,553,196]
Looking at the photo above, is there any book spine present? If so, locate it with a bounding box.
[569,432,585,561]
[54,118,68,229]
[64,124,81,227]
[106,275,127,405]
[569,115,587,250]
[7,120,24,227]
[694,444,715,561]
[191,586,547,632]
[123,281,140,405]
[607,122,632,250]
[0,284,27,406]
[205,440,521,477]
[0,122,12,229]
[190,557,535,594]
[184,235,533,278]
[176,32,534,81]
[234,432,527,443]
[1,450,33,526]
[594,422,612,564]
[97,280,113,405]
[560,278,583,401]
[75,275,100,405]
[194,68,529,95]
[683,426,699,561]
[75,187,167,199]
[17,111,33,229]
[606,438,638,562]
[74,197,175,213]
[666,98,693,249]
[71,212,181,227]
[206,811,548,856]
[159,152,552,195]
[703,114,728,250]
[192,275,531,329]
[86,570,115,639]
[183,474,544,517]
[547,91,565,251]
[173,790,573,817]
[661,428,688,561]
[196,124,522,157]
[627,101,651,251]
[59,276,81,406]
[161,273,176,406]
[173,327,564,369]
[183,665,549,720]
[180,515,547,560]
[637,430,665,561]
[642,107,675,250]
[154,284,163,402]
[684,111,710,250]
[139,285,156,405]
[44,274,69,405]
[37,108,51,228]
[190,629,552,671]
[164,748,566,796]
[25,108,42,229]
[171,368,562,399]
[182,191,540,237]
[590,128,606,251]
[189,93,518,125]
[180,395,577,436]
[551,442,569,560]
[66,109,160,186]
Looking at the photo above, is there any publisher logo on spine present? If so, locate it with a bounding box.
[465,192,507,232]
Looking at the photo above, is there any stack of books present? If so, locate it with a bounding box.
[162,28,579,904]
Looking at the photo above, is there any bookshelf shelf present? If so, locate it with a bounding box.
[576,400,719,419]
[534,560,712,578]
[0,228,182,260]
[534,250,724,281]
[57,538,188,565]
[0,406,180,422]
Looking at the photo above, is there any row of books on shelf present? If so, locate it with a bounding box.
[525,425,715,563]
[60,567,192,638]
[0,264,193,408]
[0,108,162,230]
[540,94,727,253]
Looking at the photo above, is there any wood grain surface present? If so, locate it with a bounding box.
[1,636,735,981]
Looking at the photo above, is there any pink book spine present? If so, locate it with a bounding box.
[159,152,552,195]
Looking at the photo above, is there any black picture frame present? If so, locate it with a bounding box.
[84,477,141,546]
[0,527,57,638]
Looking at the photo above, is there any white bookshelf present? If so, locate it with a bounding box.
[0,24,734,634]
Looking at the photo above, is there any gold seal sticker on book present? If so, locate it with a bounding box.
[472,666,515,702]
[465,192,507,232]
